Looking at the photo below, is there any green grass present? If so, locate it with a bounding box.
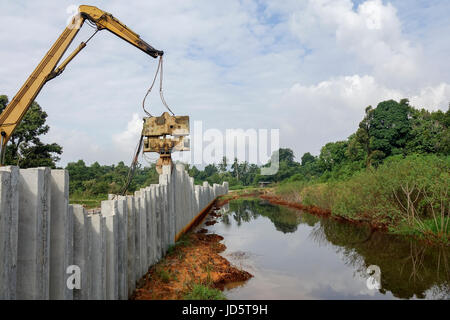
[69,196,106,209]
[157,269,171,283]
[183,284,226,300]
[392,217,450,243]
[167,233,192,255]
[155,267,175,283]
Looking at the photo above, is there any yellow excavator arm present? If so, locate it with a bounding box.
[0,5,163,164]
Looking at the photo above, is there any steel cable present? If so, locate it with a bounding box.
[142,56,175,116]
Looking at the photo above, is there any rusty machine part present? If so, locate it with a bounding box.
[142,112,190,174]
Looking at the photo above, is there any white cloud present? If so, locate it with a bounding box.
[289,0,422,88]
[410,83,450,111]
[42,126,104,165]
[275,75,449,158]
[112,113,143,157]
[1,0,449,166]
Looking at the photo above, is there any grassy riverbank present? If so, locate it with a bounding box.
[274,154,449,243]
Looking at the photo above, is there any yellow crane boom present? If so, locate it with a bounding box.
[0,5,163,164]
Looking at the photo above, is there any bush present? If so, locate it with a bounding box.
[276,154,450,241]
[275,181,306,202]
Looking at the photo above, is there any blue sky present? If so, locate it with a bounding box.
[0,0,449,166]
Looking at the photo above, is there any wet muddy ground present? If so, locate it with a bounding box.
[131,213,252,300]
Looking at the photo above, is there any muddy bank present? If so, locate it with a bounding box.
[131,229,252,300]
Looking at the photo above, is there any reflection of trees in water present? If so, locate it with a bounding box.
[221,212,231,225]
[226,199,302,233]
[426,283,450,300]
[316,218,450,299]
[309,222,328,246]
[222,199,450,299]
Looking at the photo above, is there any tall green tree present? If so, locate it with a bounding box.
[357,99,412,166]
[301,152,316,166]
[369,99,412,156]
[0,95,62,168]
[318,141,348,171]
[277,148,295,164]
[405,107,449,155]
[218,156,228,172]
[204,163,218,177]
[231,158,240,180]
[356,105,374,159]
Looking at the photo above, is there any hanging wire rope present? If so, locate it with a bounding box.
[141,57,161,116]
[142,56,175,117]
[159,56,175,115]
[117,54,176,197]
[111,134,144,199]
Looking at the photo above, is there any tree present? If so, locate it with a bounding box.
[356,105,374,158]
[0,95,62,168]
[301,152,316,166]
[277,148,295,164]
[218,156,228,172]
[346,133,366,162]
[356,99,412,166]
[405,107,449,155]
[204,163,218,177]
[188,165,200,179]
[231,158,240,180]
[368,99,412,156]
[318,141,348,172]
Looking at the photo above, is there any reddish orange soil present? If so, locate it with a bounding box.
[131,230,252,300]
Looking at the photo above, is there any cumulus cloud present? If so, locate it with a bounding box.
[1,0,449,166]
[42,126,105,165]
[289,0,423,88]
[275,75,449,158]
[410,83,450,111]
[112,113,143,156]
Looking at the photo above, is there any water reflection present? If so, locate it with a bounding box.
[209,199,449,300]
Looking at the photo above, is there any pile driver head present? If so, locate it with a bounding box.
[142,112,190,174]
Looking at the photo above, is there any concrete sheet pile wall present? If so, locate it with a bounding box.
[0,165,228,300]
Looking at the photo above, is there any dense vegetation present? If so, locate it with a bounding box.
[0,95,62,167]
[66,160,159,205]
[188,100,448,188]
[187,99,450,241]
[2,93,448,240]
[267,99,449,242]
[278,155,449,241]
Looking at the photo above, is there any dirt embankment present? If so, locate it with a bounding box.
[131,228,252,300]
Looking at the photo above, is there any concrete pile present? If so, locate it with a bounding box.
[0,164,228,300]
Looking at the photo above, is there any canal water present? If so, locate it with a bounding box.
[203,198,449,300]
